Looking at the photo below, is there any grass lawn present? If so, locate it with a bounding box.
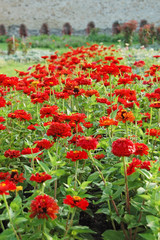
[0,60,37,76]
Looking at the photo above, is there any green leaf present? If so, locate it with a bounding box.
[0,229,16,240]
[139,169,152,179]
[10,195,22,212]
[71,226,96,234]
[88,172,99,181]
[139,232,155,240]
[102,230,125,240]
[37,160,50,173]
[80,181,91,190]
[146,215,160,232]
[14,217,28,225]
[43,232,53,240]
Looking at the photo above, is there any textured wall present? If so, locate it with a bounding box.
[0,0,160,31]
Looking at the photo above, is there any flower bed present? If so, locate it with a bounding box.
[0,44,160,240]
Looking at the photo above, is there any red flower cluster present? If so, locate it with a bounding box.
[0,124,6,130]
[63,195,89,210]
[40,105,58,118]
[47,122,71,139]
[112,138,135,157]
[33,139,54,150]
[0,180,16,195]
[4,149,21,159]
[146,128,160,138]
[127,158,151,175]
[8,110,32,121]
[66,150,88,162]
[29,194,59,219]
[30,172,52,183]
[77,136,98,150]
[134,143,149,156]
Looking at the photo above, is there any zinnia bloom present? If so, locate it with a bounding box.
[29,194,59,220]
[63,195,89,210]
[77,136,98,150]
[0,180,16,195]
[46,122,71,139]
[40,105,58,118]
[4,149,21,159]
[7,170,26,184]
[149,101,160,108]
[112,138,135,157]
[99,116,118,127]
[30,172,52,183]
[8,110,32,121]
[34,139,54,150]
[66,150,88,162]
[116,109,135,123]
[146,129,160,138]
[134,143,149,156]
[127,158,142,175]
[0,124,6,130]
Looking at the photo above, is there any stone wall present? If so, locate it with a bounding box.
[0,0,160,36]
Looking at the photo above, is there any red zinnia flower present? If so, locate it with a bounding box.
[27,124,40,131]
[149,101,160,108]
[0,116,5,122]
[8,110,32,121]
[0,97,6,108]
[34,139,54,150]
[134,143,149,156]
[40,105,58,118]
[0,180,16,195]
[146,129,160,138]
[7,170,26,184]
[133,61,145,67]
[0,124,6,130]
[77,136,98,150]
[4,149,21,159]
[63,195,89,210]
[99,116,118,127]
[46,122,71,139]
[30,172,52,183]
[94,154,105,160]
[66,150,88,162]
[112,138,136,157]
[116,109,135,123]
[29,194,59,220]
[127,158,142,175]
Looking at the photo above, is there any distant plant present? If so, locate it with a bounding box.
[112,21,121,35]
[140,19,148,28]
[156,26,160,42]
[0,24,6,35]
[40,23,49,35]
[6,36,19,55]
[62,22,72,35]
[139,24,156,47]
[121,20,138,45]
[21,40,32,55]
[86,21,96,35]
[19,24,28,38]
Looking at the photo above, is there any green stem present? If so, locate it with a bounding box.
[0,220,5,231]
[63,208,76,239]
[125,122,128,138]
[88,151,106,184]
[74,160,79,190]
[3,194,20,240]
[122,157,130,213]
[107,200,116,230]
[54,138,59,199]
